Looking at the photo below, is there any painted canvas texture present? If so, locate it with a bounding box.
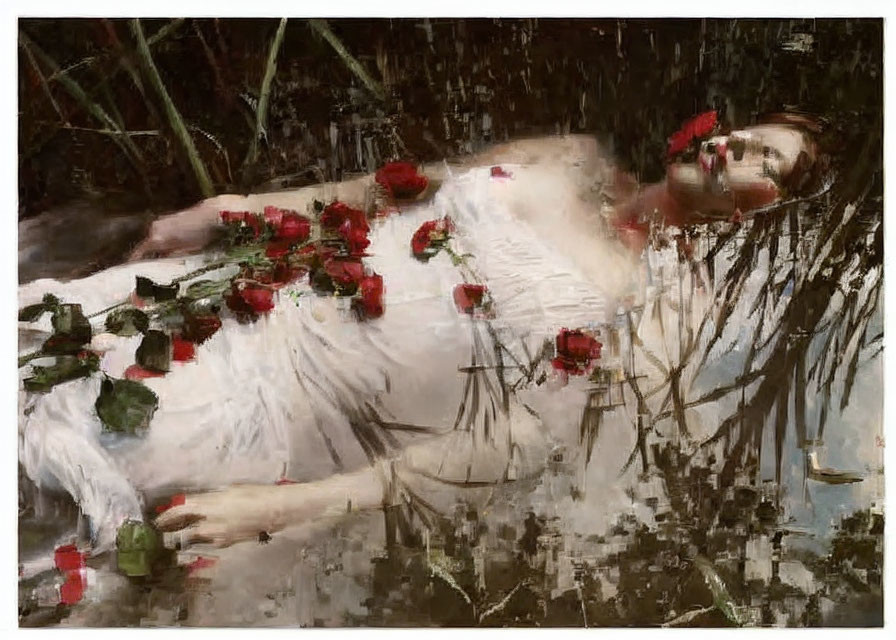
[17,18,883,627]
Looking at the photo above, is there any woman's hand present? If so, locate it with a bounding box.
[154,468,386,548]
[129,196,239,261]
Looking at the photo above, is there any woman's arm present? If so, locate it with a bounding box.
[128,175,373,261]
[128,135,605,261]
[154,465,387,547]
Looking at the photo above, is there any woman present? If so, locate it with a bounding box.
[19,134,635,561]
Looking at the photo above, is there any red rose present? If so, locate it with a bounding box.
[321,201,368,232]
[220,210,248,224]
[667,110,718,158]
[324,257,365,286]
[263,205,283,227]
[552,328,602,375]
[297,242,340,269]
[226,283,275,314]
[172,335,196,362]
[239,287,275,313]
[358,273,385,318]
[182,313,221,345]
[271,260,307,287]
[220,210,263,239]
[453,283,488,315]
[244,213,263,239]
[239,263,302,291]
[490,166,513,179]
[375,162,429,199]
[277,212,312,242]
[411,217,453,259]
[265,239,292,259]
[339,219,371,256]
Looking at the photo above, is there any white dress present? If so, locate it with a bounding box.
[18,164,620,552]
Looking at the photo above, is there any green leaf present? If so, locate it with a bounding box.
[135,276,156,298]
[41,304,92,355]
[18,294,58,322]
[95,377,159,434]
[42,334,89,356]
[23,353,100,393]
[185,278,229,301]
[135,276,179,301]
[105,308,150,337]
[51,304,91,338]
[116,520,161,577]
[135,330,171,372]
[153,283,179,301]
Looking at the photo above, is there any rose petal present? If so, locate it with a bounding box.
[155,493,186,514]
[358,273,385,318]
[376,162,429,199]
[277,213,312,241]
[172,336,196,362]
[124,364,166,381]
[453,283,488,315]
[54,545,85,572]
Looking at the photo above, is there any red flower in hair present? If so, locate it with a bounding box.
[376,162,429,199]
[552,328,602,375]
[358,273,385,318]
[453,283,488,315]
[667,110,718,158]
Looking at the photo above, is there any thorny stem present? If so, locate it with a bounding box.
[18,259,236,368]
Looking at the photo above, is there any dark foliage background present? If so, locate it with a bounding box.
[18,18,882,220]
